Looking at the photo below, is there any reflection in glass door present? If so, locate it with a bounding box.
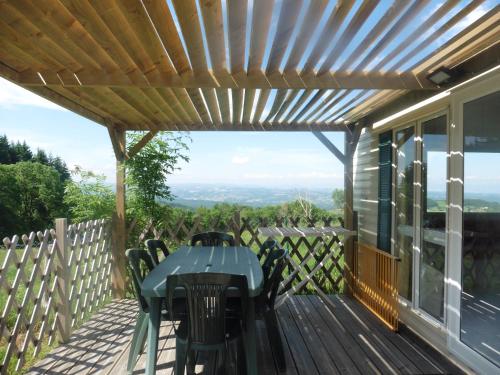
[394,126,415,301]
[461,90,500,366]
[420,115,447,321]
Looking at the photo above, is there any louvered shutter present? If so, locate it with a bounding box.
[377,131,392,252]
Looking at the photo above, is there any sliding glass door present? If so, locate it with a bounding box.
[392,115,448,318]
[394,125,415,301]
[460,90,500,367]
[420,114,447,321]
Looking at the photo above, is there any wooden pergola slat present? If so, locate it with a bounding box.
[0,0,497,131]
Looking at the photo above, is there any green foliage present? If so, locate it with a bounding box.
[0,134,72,236]
[0,134,70,182]
[0,135,10,163]
[126,132,189,223]
[0,166,19,236]
[332,188,345,209]
[64,167,115,222]
[10,141,33,162]
[0,162,67,236]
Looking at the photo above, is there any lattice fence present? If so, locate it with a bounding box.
[130,212,345,300]
[67,220,113,328]
[0,219,112,375]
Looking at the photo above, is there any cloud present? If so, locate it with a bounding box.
[231,155,250,164]
[0,78,65,111]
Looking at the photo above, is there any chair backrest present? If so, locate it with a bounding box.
[145,239,170,266]
[190,232,235,247]
[257,239,279,262]
[261,247,288,308]
[166,273,248,346]
[126,248,156,312]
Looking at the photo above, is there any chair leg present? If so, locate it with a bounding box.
[265,310,286,372]
[127,311,148,374]
[175,338,188,375]
[186,349,196,374]
[236,337,247,375]
[217,348,226,375]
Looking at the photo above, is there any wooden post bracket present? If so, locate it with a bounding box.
[312,131,346,164]
[127,130,158,159]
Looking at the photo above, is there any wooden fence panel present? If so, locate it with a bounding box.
[353,242,400,331]
[0,218,112,375]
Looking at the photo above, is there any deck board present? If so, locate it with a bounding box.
[26,296,465,375]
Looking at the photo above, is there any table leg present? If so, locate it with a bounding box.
[145,297,161,375]
[244,298,257,375]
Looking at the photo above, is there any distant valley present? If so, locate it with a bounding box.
[169,184,337,210]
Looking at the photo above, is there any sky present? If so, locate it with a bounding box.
[0,77,345,189]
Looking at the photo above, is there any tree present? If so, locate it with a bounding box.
[332,188,345,210]
[64,167,115,222]
[32,149,49,164]
[0,135,10,163]
[11,141,33,162]
[49,156,71,183]
[0,162,66,235]
[0,165,20,236]
[126,132,189,222]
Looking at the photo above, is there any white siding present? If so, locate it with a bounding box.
[353,127,379,246]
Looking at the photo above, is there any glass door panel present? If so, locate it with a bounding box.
[420,115,447,321]
[394,126,415,301]
[461,90,500,366]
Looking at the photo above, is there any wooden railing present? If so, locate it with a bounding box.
[0,218,112,375]
[353,242,400,331]
[129,212,346,297]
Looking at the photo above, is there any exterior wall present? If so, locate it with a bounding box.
[353,127,378,247]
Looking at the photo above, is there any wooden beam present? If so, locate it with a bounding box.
[349,123,364,152]
[107,124,126,161]
[109,126,126,299]
[11,68,438,90]
[127,130,158,159]
[312,131,346,164]
[0,63,108,126]
[0,61,20,81]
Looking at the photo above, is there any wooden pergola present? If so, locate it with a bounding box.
[1,0,498,297]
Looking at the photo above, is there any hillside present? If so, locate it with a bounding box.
[169,184,336,210]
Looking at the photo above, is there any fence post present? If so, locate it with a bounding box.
[55,218,71,343]
[233,211,241,246]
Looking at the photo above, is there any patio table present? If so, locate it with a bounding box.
[141,245,263,375]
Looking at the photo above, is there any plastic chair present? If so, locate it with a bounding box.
[126,248,156,374]
[257,239,279,262]
[190,231,235,247]
[166,273,248,375]
[126,249,185,374]
[257,246,288,372]
[145,239,170,266]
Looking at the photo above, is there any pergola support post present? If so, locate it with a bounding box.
[108,125,127,299]
[343,125,362,296]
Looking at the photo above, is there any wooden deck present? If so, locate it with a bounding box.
[26,296,464,375]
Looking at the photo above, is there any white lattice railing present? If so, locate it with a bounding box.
[0,218,112,375]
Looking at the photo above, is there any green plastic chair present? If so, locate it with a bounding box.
[126,248,155,374]
[144,239,170,266]
[166,273,248,375]
[256,246,288,372]
[126,249,185,374]
[190,231,235,246]
[257,239,279,262]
